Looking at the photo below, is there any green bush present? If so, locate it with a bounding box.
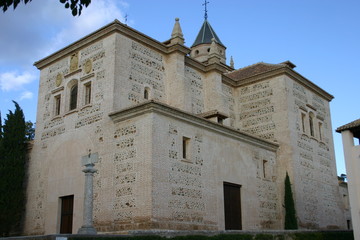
[68,231,354,240]
[216,234,253,240]
[292,233,323,240]
[174,235,213,240]
[274,235,285,240]
[284,173,298,230]
[254,234,274,240]
[322,231,354,240]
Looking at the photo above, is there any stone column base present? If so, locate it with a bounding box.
[77,225,97,234]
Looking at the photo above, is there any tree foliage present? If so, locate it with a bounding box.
[284,172,298,229]
[60,0,91,16]
[25,120,35,140]
[0,101,27,236]
[0,0,91,16]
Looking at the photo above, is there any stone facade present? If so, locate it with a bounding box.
[24,19,347,235]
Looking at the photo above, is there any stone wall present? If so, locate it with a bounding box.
[239,72,347,229]
[234,75,345,229]
[150,111,280,230]
[25,35,115,235]
[288,79,345,229]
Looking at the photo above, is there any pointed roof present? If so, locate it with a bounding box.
[191,20,224,47]
[171,18,184,39]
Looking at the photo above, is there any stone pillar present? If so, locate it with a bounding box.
[78,152,98,234]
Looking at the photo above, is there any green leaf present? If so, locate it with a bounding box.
[72,7,77,16]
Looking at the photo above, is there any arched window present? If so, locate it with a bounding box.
[144,87,150,100]
[318,122,323,141]
[301,112,306,133]
[309,112,315,137]
[69,84,78,110]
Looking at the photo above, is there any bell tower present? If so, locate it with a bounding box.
[190,1,226,64]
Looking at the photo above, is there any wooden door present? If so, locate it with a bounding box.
[223,182,242,230]
[60,195,74,234]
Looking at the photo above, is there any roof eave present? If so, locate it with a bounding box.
[34,19,173,70]
[226,66,334,101]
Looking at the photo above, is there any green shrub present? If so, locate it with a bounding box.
[284,173,298,229]
[254,234,274,240]
[274,235,285,240]
[216,234,253,240]
[322,231,354,240]
[174,235,213,240]
[292,232,323,240]
[68,231,354,240]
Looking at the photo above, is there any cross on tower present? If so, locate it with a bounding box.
[125,13,129,25]
[203,0,209,20]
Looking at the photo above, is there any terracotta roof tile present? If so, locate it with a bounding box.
[336,118,360,133]
[225,61,293,81]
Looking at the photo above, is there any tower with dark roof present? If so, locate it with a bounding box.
[190,19,226,64]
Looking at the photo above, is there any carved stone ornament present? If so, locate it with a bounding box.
[56,73,62,87]
[84,59,92,74]
[70,52,79,72]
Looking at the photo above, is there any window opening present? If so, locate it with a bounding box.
[144,88,149,100]
[85,82,91,105]
[182,137,190,159]
[318,122,323,141]
[301,113,306,133]
[262,160,268,179]
[55,95,61,116]
[69,84,78,110]
[309,113,314,137]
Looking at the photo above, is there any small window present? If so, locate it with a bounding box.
[54,95,61,116]
[309,113,314,137]
[182,137,190,159]
[301,113,306,133]
[84,82,91,105]
[69,84,78,110]
[318,122,323,141]
[262,160,268,179]
[144,87,149,100]
[195,50,199,55]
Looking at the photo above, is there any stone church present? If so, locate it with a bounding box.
[24,16,347,235]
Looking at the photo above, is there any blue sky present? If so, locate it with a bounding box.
[0,0,359,176]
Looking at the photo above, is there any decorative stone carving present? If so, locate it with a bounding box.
[70,52,79,72]
[55,73,62,87]
[84,59,93,74]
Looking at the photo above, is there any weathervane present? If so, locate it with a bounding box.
[203,0,209,20]
[125,13,129,25]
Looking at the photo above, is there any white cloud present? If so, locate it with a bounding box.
[19,91,34,100]
[0,0,129,68]
[46,0,127,56]
[0,71,36,91]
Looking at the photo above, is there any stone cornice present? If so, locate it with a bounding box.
[109,100,279,152]
[184,57,233,74]
[221,74,237,87]
[34,20,190,70]
[228,66,334,101]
